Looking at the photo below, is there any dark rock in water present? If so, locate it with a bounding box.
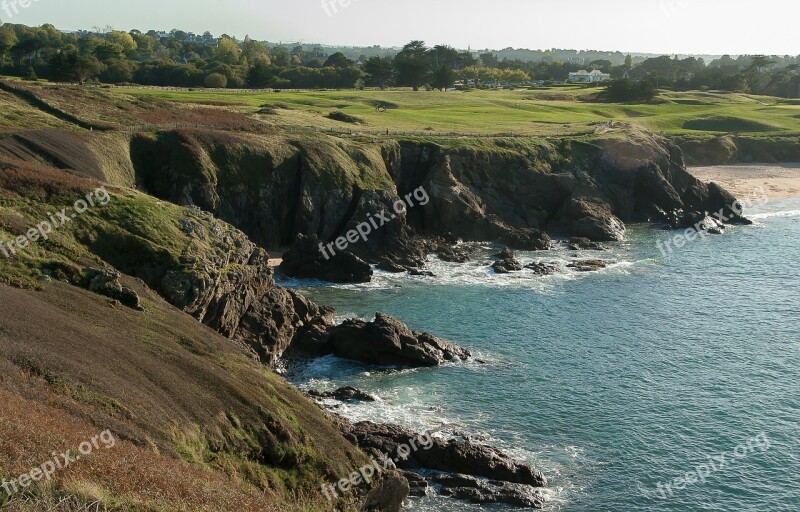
[280,234,373,283]
[492,248,524,274]
[525,262,560,276]
[567,260,608,272]
[409,269,435,277]
[376,253,428,274]
[498,228,552,251]
[436,244,477,263]
[494,247,515,259]
[342,421,546,488]
[556,197,626,242]
[308,386,376,402]
[326,313,471,367]
[399,470,429,497]
[360,471,409,512]
[377,261,408,273]
[83,267,143,311]
[568,237,607,251]
[431,474,544,508]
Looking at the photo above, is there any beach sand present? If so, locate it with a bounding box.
[688,163,800,200]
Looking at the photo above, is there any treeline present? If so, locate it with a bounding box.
[0,23,798,97]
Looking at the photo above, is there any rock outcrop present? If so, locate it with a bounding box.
[568,237,607,251]
[525,262,560,276]
[280,234,373,283]
[360,472,410,512]
[291,313,471,367]
[339,419,546,509]
[432,474,544,508]
[308,387,377,402]
[567,260,608,272]
[492,248,524,274]
[83,267,143,311]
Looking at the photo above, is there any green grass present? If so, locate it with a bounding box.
[110,86,800,137]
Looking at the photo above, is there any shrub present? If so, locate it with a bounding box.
[326,111,365,124]
[204,73,228,89]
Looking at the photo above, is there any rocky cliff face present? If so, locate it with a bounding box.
[156,208,336,365]
[3,124,750,279]
[126,125,747,258]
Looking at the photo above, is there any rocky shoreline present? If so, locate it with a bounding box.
[0,121,761,510]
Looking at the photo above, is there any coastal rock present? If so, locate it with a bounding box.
[431,474,544,509]
[83,267,143,311]
[525,262,560,276]
[567,260,608,272]
[436,245,474,263]
[376,253,428,274]
[556,197,626,242]
[360,471,410,512]
[492,248,524,274]
[281,234,373,283]
[156,210,337,366]
[343,421,546,488]
[399,470,429,497]
[568,237,608,251]
[326,313,472,367]
[308,387,377,402]
[499,228,552,251]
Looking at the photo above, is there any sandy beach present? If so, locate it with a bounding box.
[689,163,800,200]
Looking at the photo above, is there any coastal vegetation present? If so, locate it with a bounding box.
[1,23,798,97]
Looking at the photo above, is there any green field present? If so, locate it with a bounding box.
[110,85,800,138]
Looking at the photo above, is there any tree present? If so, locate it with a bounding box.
[323,52,352,69]
[247,59,275,88]
[431,65,456,91]
[625,54,633,70]
[107,31,138,54]
[74,56,105,83]
[363,56,394,89]
[600,78,657,102]
[748,55,775,74]
[479,52,498,67]
[0,24,18,67]
[242,36,269,65]
[204,72,228,88]
[215,36,240,65]
[270,46,291,67]
[100,58,136,83]
[394,41,430,91]
[95,42,125,61]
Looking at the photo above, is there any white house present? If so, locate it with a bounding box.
[567,69,611,83]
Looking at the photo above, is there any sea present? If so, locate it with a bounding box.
[280,192,800,511]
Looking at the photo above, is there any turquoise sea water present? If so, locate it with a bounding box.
[283,196,800,511]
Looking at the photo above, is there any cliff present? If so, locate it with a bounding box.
[1,123,748,264]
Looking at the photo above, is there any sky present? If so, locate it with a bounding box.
[2,0,798,56]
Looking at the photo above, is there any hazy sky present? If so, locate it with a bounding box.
[3,0,798,55]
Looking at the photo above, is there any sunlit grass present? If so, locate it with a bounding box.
[110,86,800,137]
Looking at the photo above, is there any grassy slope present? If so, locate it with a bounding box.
[0,160,368,511]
